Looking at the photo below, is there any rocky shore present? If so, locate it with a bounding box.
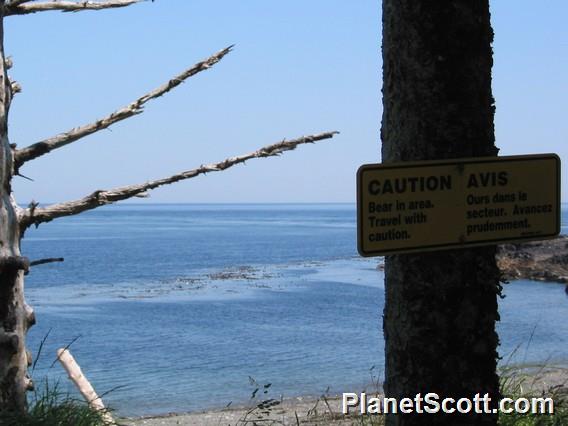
[375,236,568,285]
[497,236,568,284]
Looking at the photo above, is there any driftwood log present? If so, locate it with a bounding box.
[57,348,115,425]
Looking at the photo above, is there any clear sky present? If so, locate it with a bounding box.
[5,0,567,204]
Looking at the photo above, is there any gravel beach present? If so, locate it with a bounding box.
[122,395,358,426]
[120,367,568,426]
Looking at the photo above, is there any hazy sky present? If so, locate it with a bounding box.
[5,0,567,204]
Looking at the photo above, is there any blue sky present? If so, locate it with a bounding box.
[5,0,567,204]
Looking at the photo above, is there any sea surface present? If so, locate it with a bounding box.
[23,203,568,417]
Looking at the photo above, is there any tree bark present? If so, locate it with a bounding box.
[0,0,34,414]
[381,1,500,425]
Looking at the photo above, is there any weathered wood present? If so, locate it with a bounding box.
[0,255,29,273]
[5,1,32,8]
[14,45,234,170]
[23,303,35,329]
[381,1,500,425]
[0,0,31,413]
[9,80,19,94]
[5,0,141,16]
[20,132,338,228]
[57,348,115,425]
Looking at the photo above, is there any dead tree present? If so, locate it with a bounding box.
[0,0,337,413]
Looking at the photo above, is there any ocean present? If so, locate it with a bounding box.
[22,204,568,417]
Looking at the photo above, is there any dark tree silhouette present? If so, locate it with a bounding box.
[381,1,501,425]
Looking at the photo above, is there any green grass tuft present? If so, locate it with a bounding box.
[0,381,114,426]
[498,365,568,426]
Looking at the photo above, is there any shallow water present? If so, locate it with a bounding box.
[23,204,568,416]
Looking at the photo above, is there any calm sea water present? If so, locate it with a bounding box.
[22,204,568,417]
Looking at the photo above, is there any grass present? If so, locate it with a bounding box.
[232,372,387,425]
[10,332,567,426]
[0,380,115,426]
[320,364,567,425]
[2,366,562,426]
[0,331,116,426]
[498,364,568,426]
[229,364,567,426]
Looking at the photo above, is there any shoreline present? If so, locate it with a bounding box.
[121,393,367,426]
[121,366,568,425]
[118,379,381,425]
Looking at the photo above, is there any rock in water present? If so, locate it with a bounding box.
[497,236,568,283]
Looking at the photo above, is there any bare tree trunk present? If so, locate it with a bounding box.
[0,1,34,413]
[381,1,500,425]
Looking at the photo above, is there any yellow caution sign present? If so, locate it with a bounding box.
[357,154,560,256]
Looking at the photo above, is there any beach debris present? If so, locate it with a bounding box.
[56,348,115,425]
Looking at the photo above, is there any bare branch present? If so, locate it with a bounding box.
[25,257,64,275]
[7,0,33,7]
[14,46,233,171]
[29,257,64,267]
[5,0,142,16]
[20,132,339,228]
